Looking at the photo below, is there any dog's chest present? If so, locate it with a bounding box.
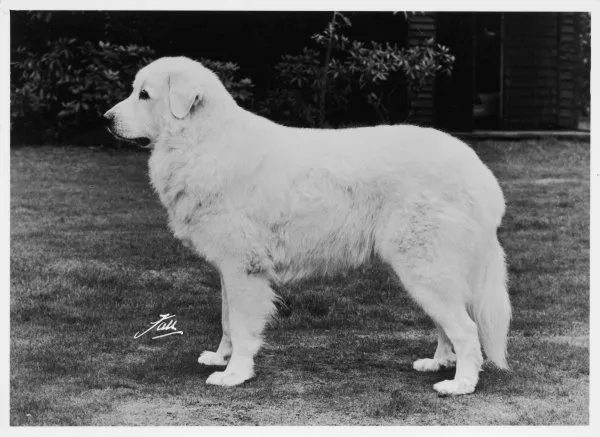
[148,149,213,228]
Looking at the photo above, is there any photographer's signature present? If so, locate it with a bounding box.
[134,313,183,340]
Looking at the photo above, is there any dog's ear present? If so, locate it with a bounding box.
[168,72,203,119]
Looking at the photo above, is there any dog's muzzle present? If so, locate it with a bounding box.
[103,111,151,148]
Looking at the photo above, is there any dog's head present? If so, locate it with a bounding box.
[104,56,235,148]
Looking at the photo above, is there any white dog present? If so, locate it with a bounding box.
[105,56,511,395]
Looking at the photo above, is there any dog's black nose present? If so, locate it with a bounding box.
[103,112,114,128]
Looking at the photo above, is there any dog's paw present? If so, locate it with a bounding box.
[413,353,457,372]
[413,358,442,372]
[433,378,476,396]
[205,370,253,387]
[197,351,229,366]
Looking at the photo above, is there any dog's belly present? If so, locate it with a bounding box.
[269,224,375,283]
[266,190,381,283]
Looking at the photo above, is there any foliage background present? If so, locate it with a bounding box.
[10,11,591,143]
[10,11,447,142]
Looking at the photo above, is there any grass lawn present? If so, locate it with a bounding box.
[10,138,589,425]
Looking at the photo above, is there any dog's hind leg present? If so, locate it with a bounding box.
[387,255,483,395]
[205,264,276,387]
[397,269,482,395]
[413,322,456,372]
[378,208,483,395]
[198,273,233,366]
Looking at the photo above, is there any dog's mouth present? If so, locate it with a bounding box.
[107,128,152,148]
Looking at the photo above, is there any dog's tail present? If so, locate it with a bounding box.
[472,237,511,368]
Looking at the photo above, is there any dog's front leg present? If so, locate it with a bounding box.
[198,272,232,366]
[205,264,276,387]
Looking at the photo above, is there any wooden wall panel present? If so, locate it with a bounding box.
[502,12,579,129]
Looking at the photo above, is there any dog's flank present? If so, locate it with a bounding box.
[105,56,510,394]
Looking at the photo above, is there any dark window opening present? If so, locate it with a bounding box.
[473,13,502,129]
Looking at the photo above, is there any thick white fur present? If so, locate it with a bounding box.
[105,57,511,394]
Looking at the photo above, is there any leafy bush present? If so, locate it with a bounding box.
[260,47,345,127]
[262,12,455,127]
[11,39,156,141]
[200,58,254,105]
[10,41,254,142]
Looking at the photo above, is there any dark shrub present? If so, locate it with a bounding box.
[11,39,155,142]
[199,58,254,105]
[261,12,455,127]
[10,41,254,144]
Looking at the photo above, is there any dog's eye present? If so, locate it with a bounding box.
[139,90,150,100]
